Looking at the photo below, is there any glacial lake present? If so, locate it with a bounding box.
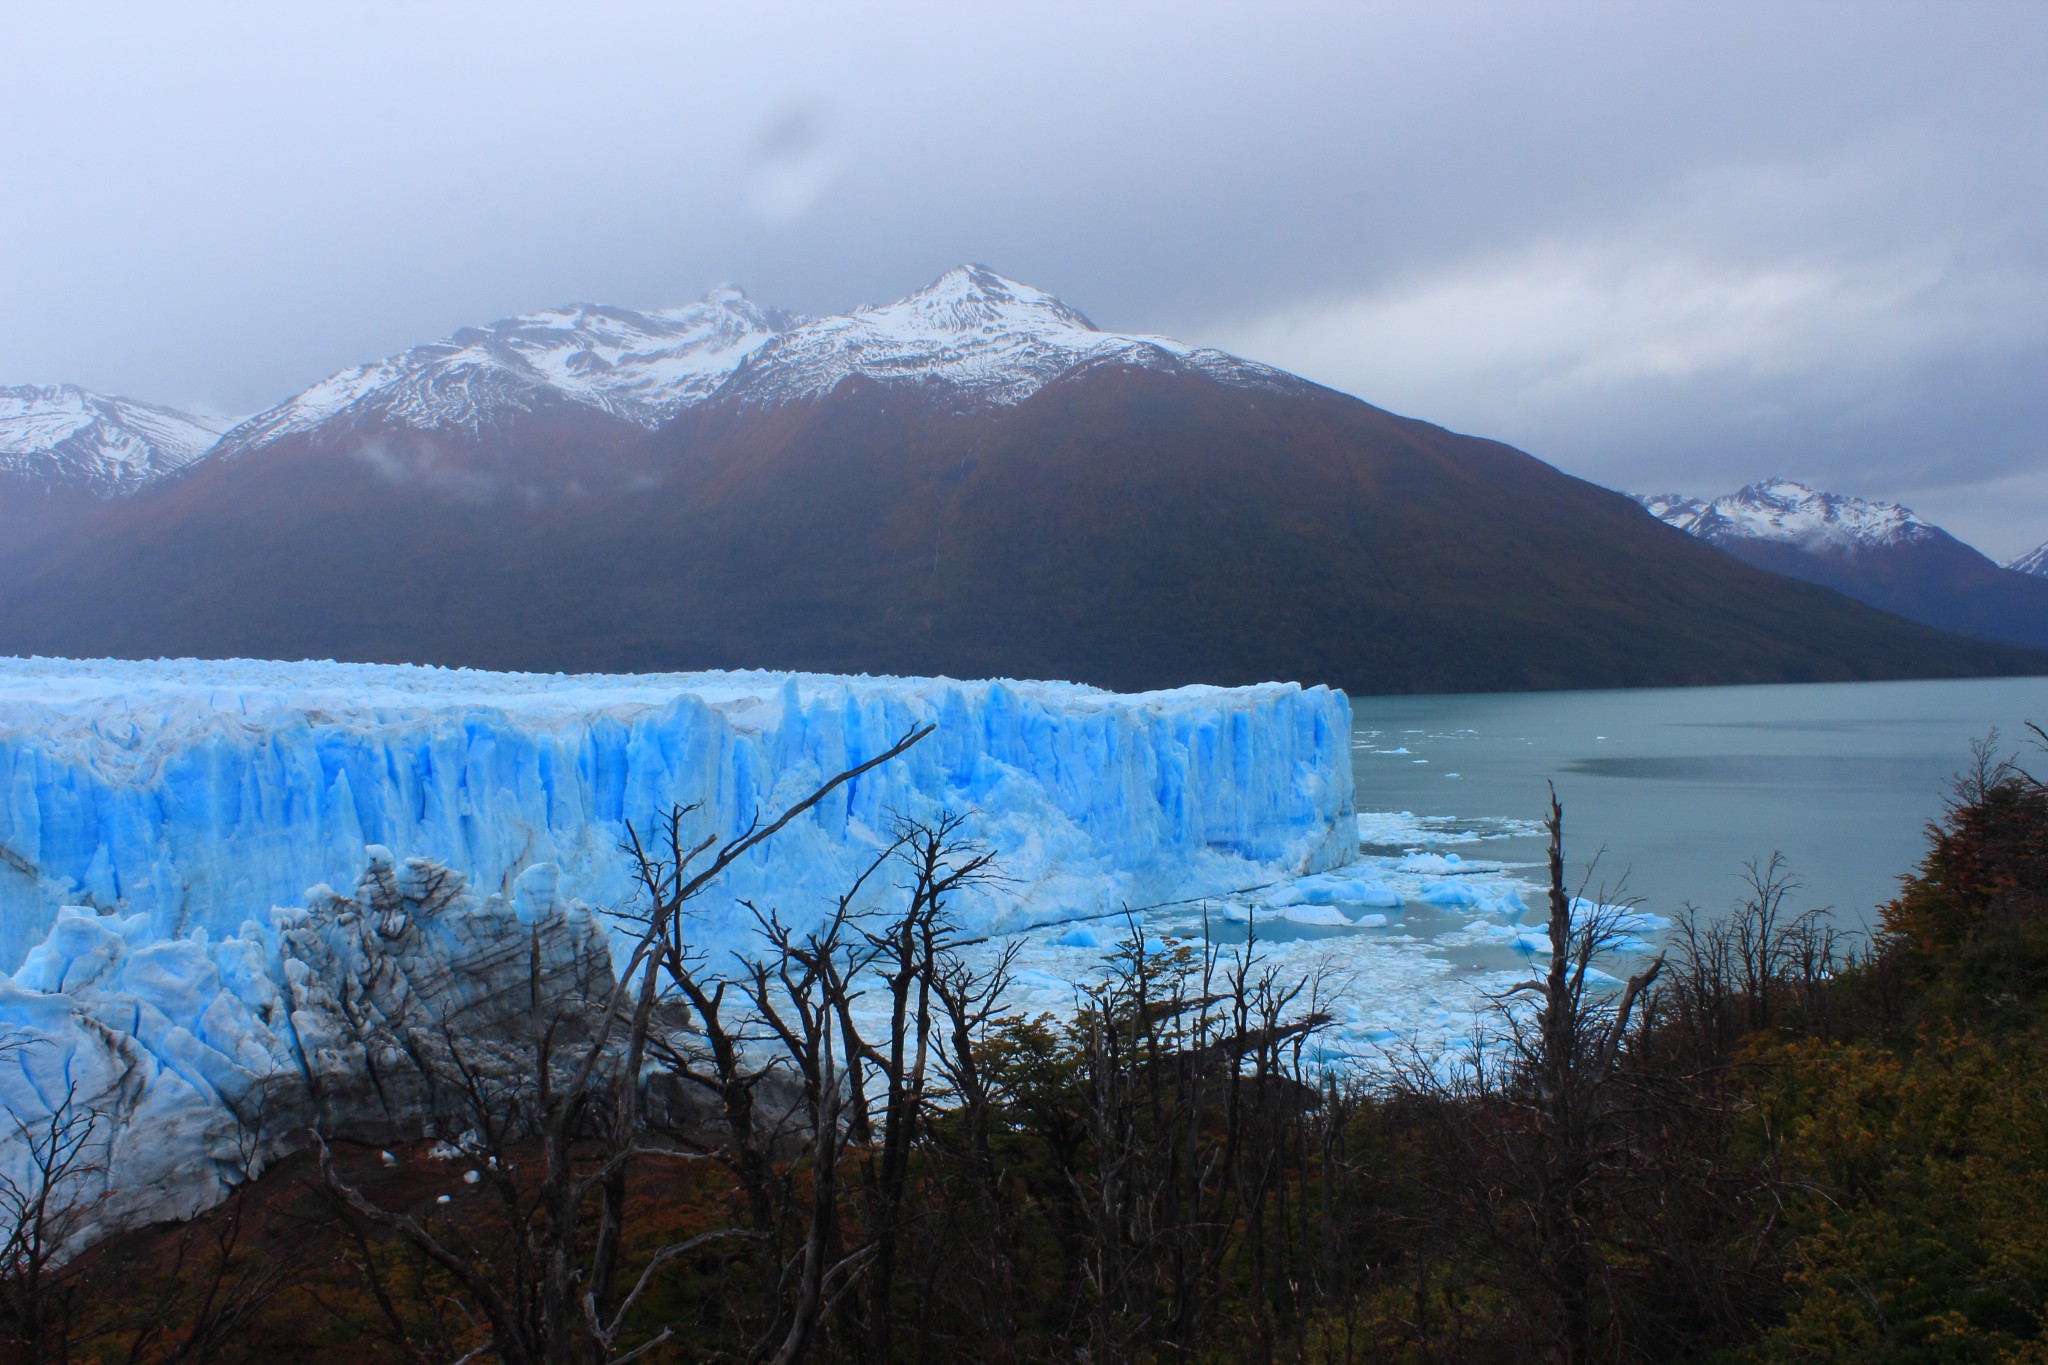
[1349,675,2048,933]
[992,674,2048,1060]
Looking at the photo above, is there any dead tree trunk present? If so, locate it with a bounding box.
[1514,790,1664,1364]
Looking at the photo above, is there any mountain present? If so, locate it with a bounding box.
[0,269,2038,693]
[2006,541,2048,577]
[202,265,1284,478]
[0,383,227,489]
[713,263,1292,409]
[1639,478,1946,556]
[0,384,231,559]
[210,291,797,459]
[1637,479,2048,651]
[1634,492,1707,527]
[178,291,803,504]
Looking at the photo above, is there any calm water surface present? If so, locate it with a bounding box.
[1349,676,2048,930]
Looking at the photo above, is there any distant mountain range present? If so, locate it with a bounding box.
[1636,479,2048,652]
[2006,539,2048,577]
[0,383,227,488]
[0,384,231,561]
[0,267,2038,693]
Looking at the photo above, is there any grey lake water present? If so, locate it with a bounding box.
[1349,675,2048,933]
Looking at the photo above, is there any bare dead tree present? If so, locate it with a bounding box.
[1729,855,1798,1033]
[0,1077,106,1365]
[1441,794,1662,1358]
[319,924,711,1365]
[1647,856,1848,1069]
[1393,789,1666,1364]
[1059,911,1337,1364]
[721,806,1004,1365]
[739,885,876,1365]
[319,725,935,1365]
[1650,904,1737,1073]
[1776,904,1846,1038]
[921,914,1023,1363]
[841,811,1000,1365]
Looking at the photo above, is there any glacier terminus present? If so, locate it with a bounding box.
[0,657,1366,1236]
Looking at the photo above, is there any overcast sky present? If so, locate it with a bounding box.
[5,1,2046,556]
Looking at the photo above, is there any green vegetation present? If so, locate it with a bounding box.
[9,736,2048,1363]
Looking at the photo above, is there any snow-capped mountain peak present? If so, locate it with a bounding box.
[866,263,1101,336]
[1638,478,1945,555]
[2006,541,2048,577]
[213,289,801,457]
[57,267,1300,475]
[0,384,230,494]
[1632,477,2048,651]
[716,263,1295,408]
[1636,492,1707,529]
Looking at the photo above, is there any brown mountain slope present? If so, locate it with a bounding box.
[575,363,2045,691]
[1694,532,2048,653]
[0,362,2035,692]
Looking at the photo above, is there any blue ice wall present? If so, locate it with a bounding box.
[0,662,1354,968]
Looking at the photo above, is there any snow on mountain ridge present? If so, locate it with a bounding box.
[1636,492,1707,529]
[212,291,800,457]
[717,264,1300,408]
[2006,541,2048,576]
[868,264,1102,336]
[24,267,1302,482]
[0,384,230,494]
[1636,478,1946,554]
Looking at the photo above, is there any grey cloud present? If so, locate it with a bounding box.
[351,440,495,503]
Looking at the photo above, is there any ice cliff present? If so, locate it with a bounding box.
[0,659,1353,967]
[0,657,1353,1235]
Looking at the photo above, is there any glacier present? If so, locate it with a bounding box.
[0,657,1354,969]
[0,657,1356,1236]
